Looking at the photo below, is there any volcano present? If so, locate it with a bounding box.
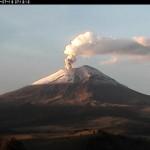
[0,65,150,136]
[0,65,149,106]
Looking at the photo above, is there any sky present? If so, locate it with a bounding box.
[0,5,150,95]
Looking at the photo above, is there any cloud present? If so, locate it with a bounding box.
[64,32,150,65]
[133,36,150,47]
[100,55,119,65]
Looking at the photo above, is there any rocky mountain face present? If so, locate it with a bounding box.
[0,65,150,136]
[0,65,149,106]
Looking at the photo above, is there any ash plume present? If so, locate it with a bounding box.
[64,32,150,66]
[64,55,76,70]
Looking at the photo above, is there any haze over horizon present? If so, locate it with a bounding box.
[0,5,150,95]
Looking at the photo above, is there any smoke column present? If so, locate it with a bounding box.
[64,54,76,70]
[64,32,150,68]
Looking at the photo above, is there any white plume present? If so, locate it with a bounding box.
[64,32,150,66]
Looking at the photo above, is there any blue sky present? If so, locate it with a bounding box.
[0,5,150,95]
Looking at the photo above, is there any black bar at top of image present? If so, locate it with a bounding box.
[29,0,150,4]
[0,0,149,5]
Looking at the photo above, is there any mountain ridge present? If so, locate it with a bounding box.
[0,65,149,106]
[32,65,118,85]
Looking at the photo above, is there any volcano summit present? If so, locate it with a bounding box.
[0,65,150,106]
[32,65,117,85]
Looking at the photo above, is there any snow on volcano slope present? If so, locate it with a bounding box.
[32,65,118,86]
[32,69,75,85]
[2,65,150,106]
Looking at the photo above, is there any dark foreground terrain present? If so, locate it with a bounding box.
[0,66,150,150]
[1,130,150,150]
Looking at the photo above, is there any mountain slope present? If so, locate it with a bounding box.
[0,65,149,105]
[32,65,118,85]
[0,66,150,104]
[0,65,150,136]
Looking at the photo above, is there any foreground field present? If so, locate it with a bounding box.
[1,129,150,150]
